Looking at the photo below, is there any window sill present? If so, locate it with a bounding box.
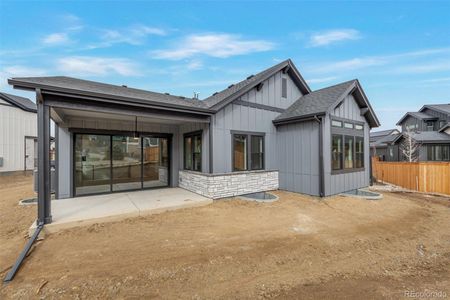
[331,168,365,175]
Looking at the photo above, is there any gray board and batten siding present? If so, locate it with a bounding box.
[210,70,303,173]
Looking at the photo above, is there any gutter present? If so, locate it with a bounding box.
[3,222,44,282]
[314,115,325,197]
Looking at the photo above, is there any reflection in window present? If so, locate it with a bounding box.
[344,136,354,169]
[355,137,364,168]
[332,135,343,170]
[233,135,247,171]
[251,136,264,170]
[184,132,202,172]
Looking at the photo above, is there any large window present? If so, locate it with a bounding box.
[233,133,264,171]
[331,119,365,173]
[426,121,434,131]
[74,133,170,196]
[344,135,354,169]
[427,145,450,161]
[355,137,364,168]
[184,131,202,171]
[331,135,343,170]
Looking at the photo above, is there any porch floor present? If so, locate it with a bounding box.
[30,188,212,235]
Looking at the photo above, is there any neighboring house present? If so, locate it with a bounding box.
[370,129,400,161]
[376,104,450,162]
[0,92,37,174]
[8,59,380,223]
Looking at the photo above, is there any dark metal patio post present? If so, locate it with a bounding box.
[37,89,52,224]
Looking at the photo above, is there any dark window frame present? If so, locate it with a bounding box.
[71,130,172,198]
[330,117,365,174]
[427,144,450,161]
[183,130,203,172]
[232,131,265,172]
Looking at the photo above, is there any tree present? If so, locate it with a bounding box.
[400,128,421,162]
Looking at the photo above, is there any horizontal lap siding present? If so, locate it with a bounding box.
[277,121,320,196]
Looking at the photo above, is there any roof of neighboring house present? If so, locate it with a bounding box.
[8,76,211,113]
[439,122,450,132]
[203,59,311,110]
[0,92,37,112]
[370,132,401,147]
[419,104,450,115]
[273,79,380,128]
[393,131,450,144]
[370,128,400,142]
[396,111,439,125]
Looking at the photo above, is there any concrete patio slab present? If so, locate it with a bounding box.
[29,188,212,235]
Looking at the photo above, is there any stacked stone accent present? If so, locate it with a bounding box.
[179,170,278,199]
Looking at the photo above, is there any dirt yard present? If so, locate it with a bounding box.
[1,175,449,299]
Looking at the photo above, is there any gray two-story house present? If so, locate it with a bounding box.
[373,104,450,162]
[8,59,379,225]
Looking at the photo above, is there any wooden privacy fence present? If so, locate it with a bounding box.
[372,158,450,195]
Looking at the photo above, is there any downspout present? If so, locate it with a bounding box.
[314,116,325,197]
[4,222,44,282]
[209,116,214,173]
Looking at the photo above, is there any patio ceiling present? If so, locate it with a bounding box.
[51,107,202,126]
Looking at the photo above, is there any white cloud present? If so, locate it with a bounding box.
[0,65,47,88]
[305,47,450,74]
[306,76,338,84]
[392,60,450,74]
[88,25,167,49]
[56,56,140,76]
[186,60,203,70]
[42,33,70,45]
[308,29,361,47]
[151,33,274,60]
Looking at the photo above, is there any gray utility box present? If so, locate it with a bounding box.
[33,168,56,193]
[0,157,3,167]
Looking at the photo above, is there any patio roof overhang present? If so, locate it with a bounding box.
[8,79,213,226]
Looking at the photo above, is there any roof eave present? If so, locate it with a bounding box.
[0,92,37,113]
[273,112,326,126]
[209,59,311,111]
[8,79,214,115]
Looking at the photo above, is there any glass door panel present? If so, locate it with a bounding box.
[112,136,142,192]
[143,137,169,188]
[75,134,111,196]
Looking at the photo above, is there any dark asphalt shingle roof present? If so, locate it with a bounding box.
[0,92,36,112]
[203,59,310,109]
[422,104,450,115]
[274,80,356,122]
[8,76,209,111]
[370,129,399,138]
[394,131,450,144]
[370,132,401,147]
[396,111,438,125]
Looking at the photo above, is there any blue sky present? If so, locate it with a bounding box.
[1,1,449,130]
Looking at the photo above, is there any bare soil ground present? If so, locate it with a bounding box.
[1,175,449,299]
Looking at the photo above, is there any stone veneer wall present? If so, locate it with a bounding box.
[179,170,279,199]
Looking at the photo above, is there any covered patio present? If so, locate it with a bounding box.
[30,187,212,234]
[8,76,214,226]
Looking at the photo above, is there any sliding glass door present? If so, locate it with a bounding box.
[74,133,170,196]
[75,134,111,196]
[142,137,169,188]
[112,136,142,192]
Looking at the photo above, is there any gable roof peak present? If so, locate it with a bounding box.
[202,59,311,110]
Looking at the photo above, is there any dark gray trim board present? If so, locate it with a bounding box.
[233,100,285,113]
[37,90,52,224]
